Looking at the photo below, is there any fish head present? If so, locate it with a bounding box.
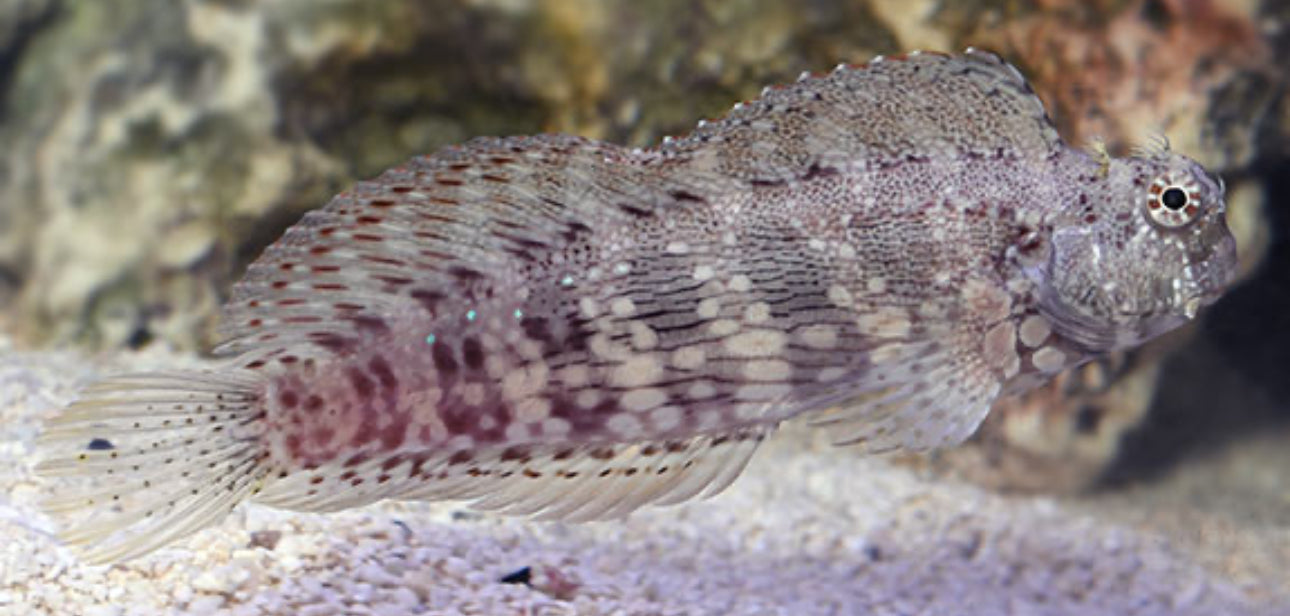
[1042,149,1238,351]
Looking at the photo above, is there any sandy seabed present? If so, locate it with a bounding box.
[0,339,1284,616]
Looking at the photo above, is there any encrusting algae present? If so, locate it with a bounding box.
[35,49,1238,564]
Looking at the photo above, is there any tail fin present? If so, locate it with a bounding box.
[35,370,271,564]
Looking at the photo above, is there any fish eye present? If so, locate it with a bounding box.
[1144,174,1202,229]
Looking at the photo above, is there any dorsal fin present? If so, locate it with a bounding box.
[662,49,1062,183]
[215,135,719,361]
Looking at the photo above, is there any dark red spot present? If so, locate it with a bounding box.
[344,453,370,467]
[360,254,406,266]
[245,359,267,369]
[461,337,484,370]
[380,422,405,450]
[318,227,338,236]
[374,275,413,286]
[310,332,353,353]
[411,289,445,313]
[350,314,390,334]
[449,266,483,282]
[352,233,384,242]
[448,450,473,465]
[279,355,299,364]
[304,395,324,412]
[500,446,531,462]
[390,186,415,194]
[369,356,398,390]
[270,281,289,289]
[428,196,459,206]
[309,476,325,485]
[283,315,323,324]
[277,298,306,306]
[481,174,508,183]
[368,199,396,208]
[348,368,375,398]
[436,177,464,186]
[432,343,459,374]
[312,283,346,291]
[381,455,405,471]
[247,318,263,328]
[278,390,299,409]
[311,265,341,273]
[310,426,335,447]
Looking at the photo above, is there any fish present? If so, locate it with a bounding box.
[34,49,1238,564]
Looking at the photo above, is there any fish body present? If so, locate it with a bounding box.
[36,49,1237,563]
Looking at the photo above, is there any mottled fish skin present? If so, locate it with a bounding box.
[35,49,1238,563]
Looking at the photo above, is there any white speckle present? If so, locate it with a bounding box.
[855,307,912,339]
[650,406,683,431]
[502,362,549,401]
[828,285,853,308]
[612,355,663,388]
[542,417,571,437]
[611,297,637,317]
[561,275,575,286]
[1032,346,1067,372]
[734,383,793,402]
[743,359,792,381]
[799,324,838,349]
[722,231,738,245]
[724,329,787,357]
[614,262,631,275]
[589,334,630,360]
[606,413,644,438]
[1019,315,1052,348]
[576,389,602,409]
[665,241,690,254]
[517,340,542,360]
[697,298,721,319]
[710,319,742,337]
[838,243,857,259]
[461,383,486,406]
[744,302,772,324]
[697,409,724,429]
[962,278,1012,323]
[808,238,826,252]
[515,396,552,423]
[817,367,847,382]
[867,278,887,294]
[729,274,752,293]
[622,387,669,412]
[693,264,716,281]
[557,364,591,387]
[671,345,707,370]
[579,297,601,319]
[983,321,1020,378]
[687,381,718,399]
[505,422,532,442]
[630,321,659,350]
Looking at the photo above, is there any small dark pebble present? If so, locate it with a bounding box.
[499,566,532,585]
[248,530,283,550]
[86,438,115,451]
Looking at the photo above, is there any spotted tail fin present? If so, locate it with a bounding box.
[35,370,271,564]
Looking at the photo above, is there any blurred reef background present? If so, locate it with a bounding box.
[1,0,1289,612]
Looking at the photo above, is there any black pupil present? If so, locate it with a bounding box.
[1161,187,1188,210]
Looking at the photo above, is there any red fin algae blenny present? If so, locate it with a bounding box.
[34,49,1237,564]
